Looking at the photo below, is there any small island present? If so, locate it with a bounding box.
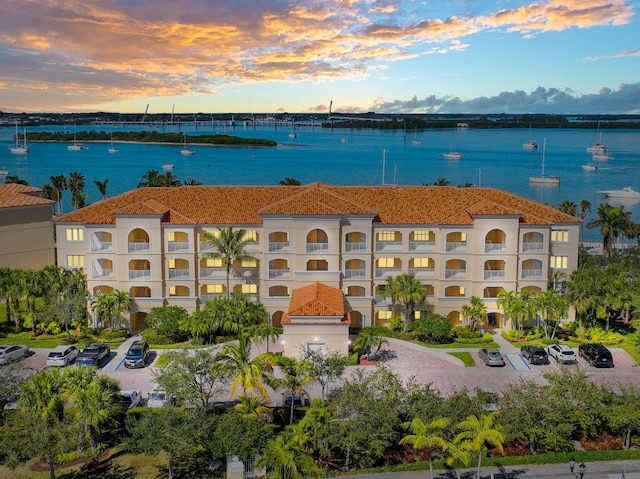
[26,130,278,147]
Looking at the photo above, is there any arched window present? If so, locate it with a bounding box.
[344,259,366,278]
[306,229,329,253]
[345,232,367,252]
[485,229,506,253]
[92,258,113,279]
[91,231,112,252]
[169,285,190,297]
[345,285,366,297]
[128,228,150,253]
[307,259,328,271]
[128,259,151,280]
[129,286,151,297]
[269,285,290,297]
[445,259,466,280]
[444,285,466,297]
[522,232,544,252]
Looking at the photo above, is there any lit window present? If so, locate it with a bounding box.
[168,232,177,241]
[460,232,467,242]
[412,230,432,241]
[65,228,84,242]
[377,310,392,320]
[169,259,177,269]
[245,230,258,242]
[204,284,224,294]
[203,229,220,239]
[412,257,431,268]
[551,230,569,242]
[241,284,257,294]
[414,311,421,319]
[241,258,257,267]
[377,231,396,241]
[66,255,84,269]
[550,256,568,269]
[205,258,223,267]
[377,257,396,268]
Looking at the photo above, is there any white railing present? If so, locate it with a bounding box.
[409,241,436,251]
[200,267,225,278]
[375,267,402,278]
[129,270,151,280]
[128,242,150,253]
[232,267,258,279]
[344,268,366,279]
[91,240,112,252]
[484,270,505,280]
[167,241,189,252]
[484,243,506,253]
[200,293,224,302]
[345,241,367,252]
[375,241,402,251]
[168,268,190,279]
[521,269,543,279]
[92,267,113,279]
[269,269,290,279]
[306,242,329,253]
[199,241,216,252]
[522,242,544,252]
[268,241,290,252]
[408,267,435,278]
[445,268,466,279]
[446,242,467,252]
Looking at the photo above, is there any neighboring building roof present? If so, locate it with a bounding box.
[0,184,54,209]
[281,282,351,325]
[53,183,580,226]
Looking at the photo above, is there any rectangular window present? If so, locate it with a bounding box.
[204,284,224,294]
[551,230,569,242]
[550,255,568,269]
[65,228,84,242]
[241,258,257,267]
[413,257,431,268]
[205,258,223,267]
[377,310,392,320]
[245,230,258,242]
[241,284,257,294]
[377,231,395,241]
[66,255,84,269]
[412,230,432,241]
[377,257,395,268]
[460,232,467,242]
[203,229,220,239]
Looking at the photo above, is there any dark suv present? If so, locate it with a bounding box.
[520,345,549,365]
[578,343,614,368]
[124,340,149,368]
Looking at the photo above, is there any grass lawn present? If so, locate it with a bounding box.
[447,351,476,366]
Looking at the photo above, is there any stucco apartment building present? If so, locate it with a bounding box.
[53,183,581,334]
[0,183,55,269]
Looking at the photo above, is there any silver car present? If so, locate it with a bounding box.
[0,344,30,365]
[478,348,506,367]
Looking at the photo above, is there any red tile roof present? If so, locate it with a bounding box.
[53,183,580,226]
[0,184,55,209]
[281,282,351,325]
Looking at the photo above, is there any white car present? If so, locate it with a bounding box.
[119,390,142,409]
[0,344,30,364]
[147,385,175,408]
[547,344,577,364]
[46,345,79,367]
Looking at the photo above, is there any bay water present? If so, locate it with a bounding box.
[1,123,639,242]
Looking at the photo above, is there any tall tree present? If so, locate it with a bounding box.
[385,274,426,331]
[276,356,312,425]
[4,175,29,185]
[258,435,322,479]
[461,296,487,332]
[400,417,450,479]
[587,202,632,255]
[352,326,389,359]
[557,200,577,216]
[50,174,67,215]
[93,178,110,199]
[454,412,504,479]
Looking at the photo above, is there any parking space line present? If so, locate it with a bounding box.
[114,357,125,371]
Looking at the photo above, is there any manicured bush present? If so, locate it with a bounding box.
[100,328,128,341]
[410,313,453,343]
[454,325,482,339]
[141,328,173,345]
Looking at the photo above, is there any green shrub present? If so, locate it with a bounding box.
[540,337,559,345]
[100,328,128,341]
[141,328,173,345]
[455,333,494,344]
[454,325,482,339]
[411,313,453,344]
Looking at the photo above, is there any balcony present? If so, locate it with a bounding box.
[375,267,402,278]
[484,270,505,280]
[408,267,435,279]
[521,269,543,279]
[129,270,151,280]
[306,242,329,253]
[484,243,506,253]
[345,241,367,252]
[201,293,224,302]
[269,269,291,279]
[92,268,114,279]
[168,268,190,279]
[268,241,290,252]
[128,242,150,253]
[91,240,112,252]
[409,240,435,251]
[344,268,366,279]
[200,267,225,279]
[375,241,402,252]
[446,242,467,252]
[199,241,216,252]
[233,267,259,279]
[444,268,467,279]
[522,242,544,253]
[167,241,189,252]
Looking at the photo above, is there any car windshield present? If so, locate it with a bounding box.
[561,351,574,356]
[127,349,143,357]
[150,392,165,400]
[488,351,501,358]
[120,396,132,405]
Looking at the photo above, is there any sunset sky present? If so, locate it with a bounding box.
[1,0,638,114]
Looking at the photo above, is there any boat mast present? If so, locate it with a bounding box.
[381,149,386,186]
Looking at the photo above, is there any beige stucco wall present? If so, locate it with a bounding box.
[282,323,351,359]
[0,205,55,269]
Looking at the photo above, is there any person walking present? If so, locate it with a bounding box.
[569,458,576,474]
[579,462,586,478]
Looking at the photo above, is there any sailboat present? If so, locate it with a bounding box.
[522,125,538,149]
[0,167,8,176]
[586,122,607,153]
[67,125,85,151]
[9,121,29,154]
[411,128,421,145]
[529,138,560,184]
[180,132,195,155]
[288,124,298,138]
[108,132,119,154]
[442,141,462,160]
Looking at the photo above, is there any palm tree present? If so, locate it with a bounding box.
[203,227,257,299]
[353,326,389,359]
[247,322,281,353]
[258,435,322,479]
[461,296,487,332]
[92,289,130,329]
[276,356,312,425]
[496,290,517,330]
[233,394,270,420]
[279,177,302,185]
[587,202,632,255]
[444,440,472,479]
[454,412,504,479]
[137,169,163,187]
[578,199,592,243]
[557,200,577,216]
[93,178,110,199]
[4,175,29,185]
[182,178,202,185]
[430,178,452,186]
[385,274,426,331]
[40,183,58,204]
[50,174,67,215]
[399,417,450,479]
[67,171,85,198]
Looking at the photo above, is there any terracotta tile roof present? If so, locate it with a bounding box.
[281,282,351,325]
[53,183,580,226]
[0,184,55,209]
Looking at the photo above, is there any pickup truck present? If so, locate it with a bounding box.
[76,343,111,367]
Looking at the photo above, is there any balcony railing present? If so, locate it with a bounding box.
[484,270,506,280]
[484,243,506,253]
[345,241,367,252]
[92,268,114,279]
[306,242,329,253]
[408,267,435,278]
[375,241,402,251]
[200,293,224,302]
[521,268,543,279]
[232,267,259,279]
[446,242,467,252]
[344,268,366,279]
[269,269,290,279]
[200,267,225,279]
[199,241,215,252]
[128,242,150,253]
[522,242,544,253]
[375,267,402,278]
[409,240,435,251]
[444,268,467,279]
[268,241,290,252]
[168,268,190,279]
[91,240,113,252]
[167,241,189,252]
[129,270,151,280]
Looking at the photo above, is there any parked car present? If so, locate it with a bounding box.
[283,393,309,407]
[547,344,576,364]
[124,340,149,369]
[520,345,549,365]
[478,348,506,367]
[147,385,176,408]
[578,343,614,368]
[46,345,79,367]
[118,390,142,409]
[76,343,111,367]
[0,344,30,365]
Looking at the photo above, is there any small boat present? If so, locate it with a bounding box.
[412,128,421,145]
[522,139,538,150]
[162,162,174,173]
[341,137,348,144]
[443,141,462,159]
[9,121,29,154]
[108,132,119,154]
[0,167,8,176]
[597,187,640,199]
[592,152,614,161]
[586,122,607,153]
[180,133,195,155]
[288,127,298,139]
[529,138,560,184]
[67,126,85,151]
[581,163,598,171]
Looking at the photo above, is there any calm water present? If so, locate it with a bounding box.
[1,123,639,241]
